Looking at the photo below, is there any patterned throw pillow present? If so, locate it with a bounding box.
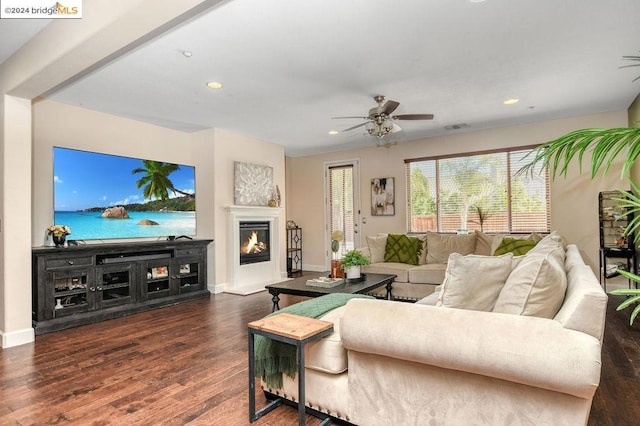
[384,234,422,265]
[493,237,537,256]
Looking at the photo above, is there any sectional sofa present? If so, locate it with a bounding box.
[262,233,607,425]
[361,230,542,300]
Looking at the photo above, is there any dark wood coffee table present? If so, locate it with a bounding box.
[265,273,396,312]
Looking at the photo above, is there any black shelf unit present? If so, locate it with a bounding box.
[599,191,636,290]
[32,239,212,334]
[286,227,302,277]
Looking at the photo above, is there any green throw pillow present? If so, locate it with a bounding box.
[493,237,537,256]
[384,234,422,265]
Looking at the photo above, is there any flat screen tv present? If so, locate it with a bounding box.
[53,147,196,241]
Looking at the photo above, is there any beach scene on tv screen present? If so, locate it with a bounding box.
[53,147,196,241]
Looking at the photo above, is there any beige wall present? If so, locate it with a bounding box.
[288,110,629,273]
[628,92,640,127]
[32,100,198,244]
[2,95,33,346]
[210,128,286,291]
[33,100,286,294]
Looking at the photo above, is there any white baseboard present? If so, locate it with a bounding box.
[2,327,35,348]
[209,282,228,294]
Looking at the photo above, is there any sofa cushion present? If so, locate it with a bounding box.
[408,263,447,285]
[384,234,422,265]
[366,235,388,263]
[436,253,514,311]
[493,246,567,318]
[363,262,412,282]
[415,233,428,265]
[426,232,477,264]
[493,237,537,256]
[474,231,495,256]
[490,232,544,255]
[528,230,567,253]
[305,306,348,374]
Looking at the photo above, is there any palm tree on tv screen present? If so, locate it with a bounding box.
[132,160,194,201]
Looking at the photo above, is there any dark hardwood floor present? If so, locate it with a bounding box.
[0,291,637,425]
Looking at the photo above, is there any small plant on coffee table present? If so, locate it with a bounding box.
[341,250,370,279]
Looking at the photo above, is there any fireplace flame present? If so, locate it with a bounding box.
[242,231,267,254]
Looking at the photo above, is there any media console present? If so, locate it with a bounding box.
[32,239,213,334]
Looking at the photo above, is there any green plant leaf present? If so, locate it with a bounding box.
[517,128,640,181]
[616,269,640,283]
[613,294,640,311]
[631,304,640,325]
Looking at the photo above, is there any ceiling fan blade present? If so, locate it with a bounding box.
[342,122,369,132]
[381,100,400,115]
[393,114,434,120]
[332,116,368,120]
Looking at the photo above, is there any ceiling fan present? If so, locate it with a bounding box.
[334,95,434,138]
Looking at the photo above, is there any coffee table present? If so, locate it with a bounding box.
[265,273,396,312]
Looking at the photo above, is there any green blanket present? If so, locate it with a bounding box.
[254,293,373,389]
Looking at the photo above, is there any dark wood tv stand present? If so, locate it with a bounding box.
[32,239,212,334]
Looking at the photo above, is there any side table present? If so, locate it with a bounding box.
[248,313,334,425]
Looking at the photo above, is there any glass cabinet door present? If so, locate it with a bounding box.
[175,257,203,293]
[49,270,91,319]
[96,263,136,309]
[142,258,172,300]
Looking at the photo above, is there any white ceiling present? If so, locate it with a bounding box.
[3,0,640,156]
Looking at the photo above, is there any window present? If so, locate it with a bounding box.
[327,163,356,258]
[405,147,550,234]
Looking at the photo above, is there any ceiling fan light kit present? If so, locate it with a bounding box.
[334,95,434,139]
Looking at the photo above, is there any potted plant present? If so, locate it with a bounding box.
[47,224,71,247]
[519,51,640,323]
[341,250,370,279]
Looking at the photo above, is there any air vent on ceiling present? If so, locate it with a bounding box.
[444,123,470,131]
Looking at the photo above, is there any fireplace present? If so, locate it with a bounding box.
[225,205,284,295]
[239,221,270,265]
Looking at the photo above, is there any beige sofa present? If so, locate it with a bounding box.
[263,238,607,425]
[361,231,541,300]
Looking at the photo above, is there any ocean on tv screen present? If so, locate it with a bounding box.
[54,210,196,240]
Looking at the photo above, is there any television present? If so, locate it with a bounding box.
[53,147,196,241]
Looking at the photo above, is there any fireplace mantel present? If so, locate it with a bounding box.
[226,205,285,217]
[225,205,285,294]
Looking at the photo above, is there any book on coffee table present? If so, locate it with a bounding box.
[305,277,345,288]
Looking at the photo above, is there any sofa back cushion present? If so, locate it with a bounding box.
[493,237,537,256]
[436,253,513,311]
[426,232,477,264]
[384,234,422,265]
[493,246,567,318]
[366,235,388,263]
[474,230,495,256]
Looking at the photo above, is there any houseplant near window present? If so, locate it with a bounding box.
[519,51,640,323]
[341,250,370,279]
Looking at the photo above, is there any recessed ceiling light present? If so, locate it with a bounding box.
[206,81,223,90]
[328,130,339,135]
[503,98,519,105]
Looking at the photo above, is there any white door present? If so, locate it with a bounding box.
[325,160,361,269]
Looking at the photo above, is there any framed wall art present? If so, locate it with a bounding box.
[234,161,274,206]
[371,177,395,216]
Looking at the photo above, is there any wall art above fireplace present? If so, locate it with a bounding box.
[234,161,273,206]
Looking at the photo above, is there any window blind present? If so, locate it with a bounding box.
[405,147,550,233]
